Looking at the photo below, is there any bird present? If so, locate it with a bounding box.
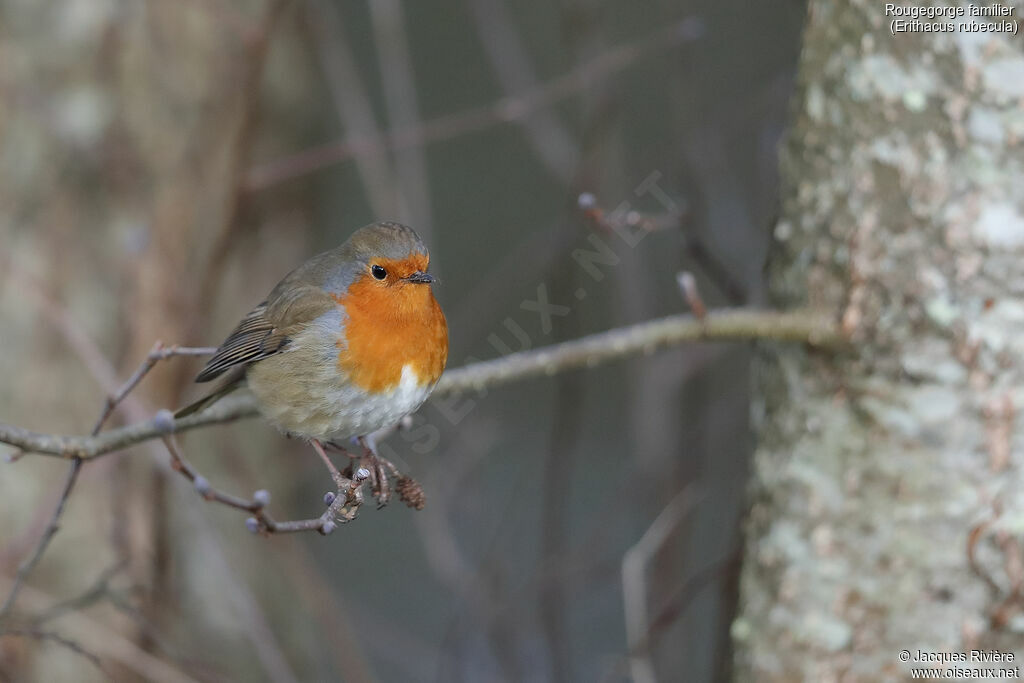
[176,221,448,505]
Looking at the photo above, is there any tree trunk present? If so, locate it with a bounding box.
[735,2,1024,680]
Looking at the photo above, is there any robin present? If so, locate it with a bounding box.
[176,221,448,505]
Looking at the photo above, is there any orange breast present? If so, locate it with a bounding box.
[333,277,448,394]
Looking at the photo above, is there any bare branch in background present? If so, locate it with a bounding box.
[245,17,703,191]
[161,428,428,536]
[0,459,83,622]
[0,578,201,683]
[32,563,124,626]
[161,433,359,536]
[632,553,739,662]
[470,0,580,182]
[1,628,108,677]
[305,0,400,218]
[266,537,381,683]
[578,188,750,308]
[622,486,699,683]
[577,190,685,234]
[0,344,219,622]
[92,343,218,436]
[676,271,706,321]
[369,0,434,241]
[198,0,292,300]
[0,287,299,681]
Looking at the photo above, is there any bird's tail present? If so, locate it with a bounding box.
[174,377,244,419]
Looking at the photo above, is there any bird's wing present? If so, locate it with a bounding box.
[194,284,337,383]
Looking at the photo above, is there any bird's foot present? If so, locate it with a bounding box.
[355,437,427,510]
[356,436,395,508]
[316,436,425,512]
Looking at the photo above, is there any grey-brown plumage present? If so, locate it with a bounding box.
[174,222,430,420]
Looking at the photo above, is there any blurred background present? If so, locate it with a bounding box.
[0,1,806,681]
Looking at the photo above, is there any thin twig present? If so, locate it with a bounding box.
[198,0,292,301]
[436,308,839,392]
[160,434,364,535]
[676,272,706,321]
[305,0,399,217]
[369,0,433,239]
[622,487,700,683]
[4,255,122,396]
[0,577,201,683]
[578,188,749,305]
[0,308,840,460]
[1,628,108,676]
[0,459,83,622]
[0,343,216,623]
[32,563,125,626]
[1,249,297,676]
[469,0,579,182]
[103,590,195,671]
[92,342,218,436]
[162,436,267,513]
[245,17,703,191]
[16,566,198,677]
[631,552,739,658]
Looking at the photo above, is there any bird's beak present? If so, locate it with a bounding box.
[405,271,435,284]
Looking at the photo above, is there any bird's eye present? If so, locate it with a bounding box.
[371,265,387,280]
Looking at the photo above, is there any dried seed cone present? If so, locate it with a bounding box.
[396,476,426,510]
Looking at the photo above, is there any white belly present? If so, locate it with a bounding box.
[319,363,432,441]
[248,356,434,443]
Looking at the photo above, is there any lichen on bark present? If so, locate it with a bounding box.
[735,1,1024,680]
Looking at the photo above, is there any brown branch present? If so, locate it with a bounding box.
[160,433,364,535]
[0,345,218,623]
[160,429,423,535]
[161,435,267,515]
[622,487,700,683]
[33,563,124,626]
[305,0,399,218]
[0,1,295,657]
[629,552,740,659]
[369,0,434,239]
[0,459,83,621]
[0,308,840,461]
[1,628,108,676]
[197,0,292,300]
[469,0,580,183]
[0,577,201,683]
[91,343,218,436]
[245,17,703,191]
[676,271,706,321]
[435,308,839,393]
